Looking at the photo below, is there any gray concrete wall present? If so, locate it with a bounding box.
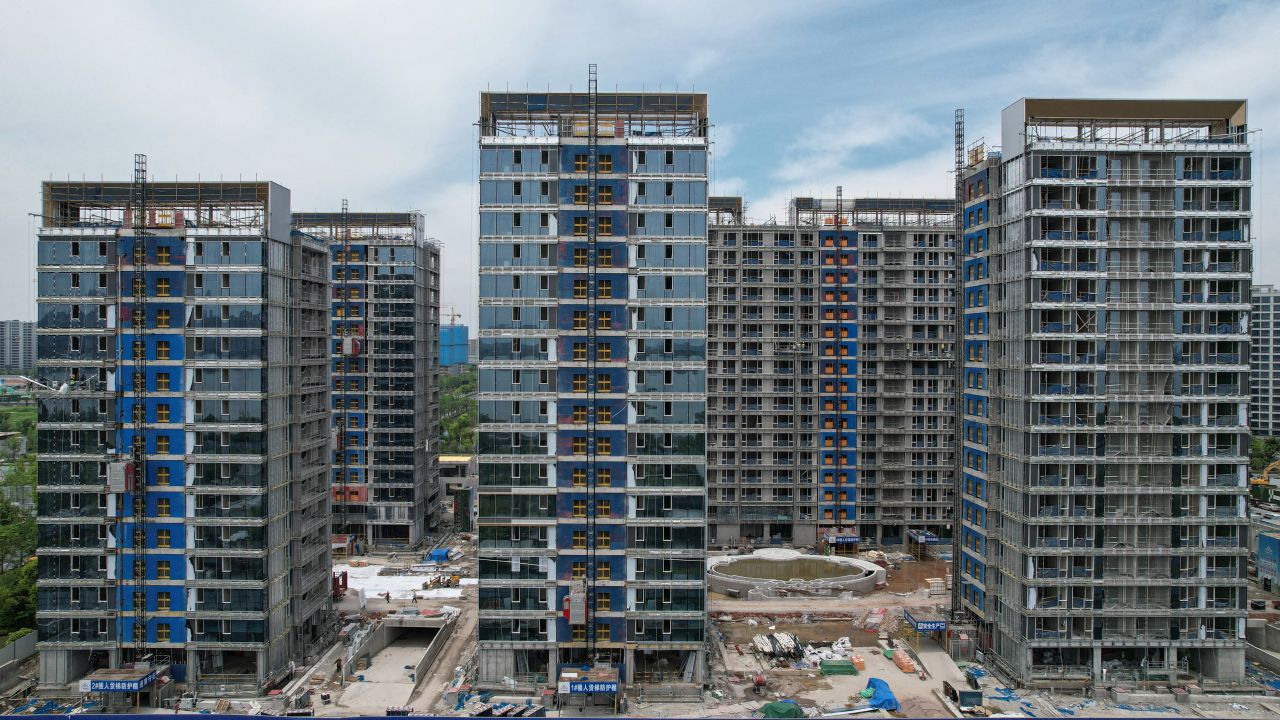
[477,649,515,684]
[1247,643,1280,676]
[1265,622,1280,652]
[0,634,37,692]
[414,619,455,681]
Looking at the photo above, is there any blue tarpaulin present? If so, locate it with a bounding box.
[864,678,900,712]
[428,549,450,563]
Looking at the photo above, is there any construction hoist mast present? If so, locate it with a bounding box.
[832,187,846,541]
[584,62,601,664]
[128,153,150,657]
[950,109,966,621]
[339,199,353,540]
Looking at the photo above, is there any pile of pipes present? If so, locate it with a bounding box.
[753,632,801,659]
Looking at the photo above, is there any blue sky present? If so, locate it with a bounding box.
[2,0,1277,327]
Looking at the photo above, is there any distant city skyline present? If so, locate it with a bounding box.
[3,1,1278,330]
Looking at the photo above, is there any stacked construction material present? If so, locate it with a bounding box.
[752,632,802,659]
[893,651,916,673]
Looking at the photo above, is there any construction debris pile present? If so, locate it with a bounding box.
[751,632,872,676]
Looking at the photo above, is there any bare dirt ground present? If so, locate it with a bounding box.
[691,558,957,718]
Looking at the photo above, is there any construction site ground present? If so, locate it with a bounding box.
[310,545,1280,719]
[316,526,480,717]
[677,554,1280,719]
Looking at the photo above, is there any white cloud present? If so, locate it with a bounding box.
[710,175,748,199]
[750,148,954,224]
[774,108,936,184]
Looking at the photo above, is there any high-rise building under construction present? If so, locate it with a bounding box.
[475,79,709,689]
[958,99,1252,685]
[293,211,442,550]
[35,168,333,695]
[705,198,956,550]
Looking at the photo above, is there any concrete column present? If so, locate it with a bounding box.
[623,648,634,683]
[1093,646,1104,684]
[1167,648,1178,684]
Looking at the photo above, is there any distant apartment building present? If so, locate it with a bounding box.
[439,453,477,532]
[293,212,441,549]
[706,198,955,549]
[35,170,332,694]
[0,320,36,372]
[476,87,709,688]
[441,324,470,368]
[959,99,1251,686]
[1252,285,1280,436]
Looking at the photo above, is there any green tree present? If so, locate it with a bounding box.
[1253,437,1280,472]
[438,367,477,453]
[0,495,34,573]
[0,560,37,639]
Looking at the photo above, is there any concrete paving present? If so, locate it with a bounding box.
[334,640,432,715]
